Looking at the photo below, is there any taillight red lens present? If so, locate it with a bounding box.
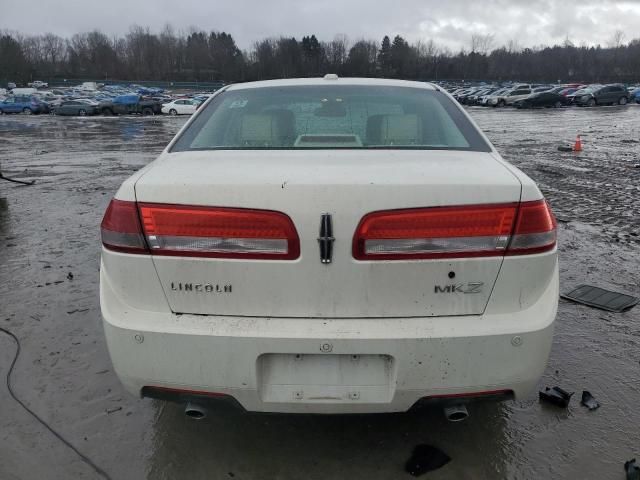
[353,200,557,260]
[137,203,300,259]
[101,199,148,254]
[353,203,518,260]
[506,200,557,255]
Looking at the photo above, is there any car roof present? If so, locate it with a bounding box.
[226,77,438,91]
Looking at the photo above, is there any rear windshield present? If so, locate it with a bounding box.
[171,85,491,152]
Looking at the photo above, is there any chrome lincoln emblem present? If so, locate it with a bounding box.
[317,213,335,264]
[320,342,333,353]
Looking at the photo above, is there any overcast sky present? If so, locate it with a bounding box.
[2,0,639,51]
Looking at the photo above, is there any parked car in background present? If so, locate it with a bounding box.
[162,98,200,115]
[479,88,509,106]
[631,87,640,104]
[466,87,499,105]
[28,80,48,89]
[566,85,594,103]
[488,87,532,107]
[100,94,162,115]
[573,84,629,106]
[100,77,558,416]
[558,87,579,97]
[52,99,100,116]
[35,91,65,107]
[78,82,99,92]
[7,82,17,90]
[10,87,38,96]
[456,87,485,105]
[513,91,570,109]
[530,86,554,94]
[0,95,49,114]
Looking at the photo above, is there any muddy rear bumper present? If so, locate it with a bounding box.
[101,263,557,414]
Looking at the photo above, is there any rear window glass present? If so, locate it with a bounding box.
[171,85,491,152]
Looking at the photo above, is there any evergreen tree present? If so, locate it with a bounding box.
[377,35,392,76]
[390,35,411,78]
[301,34,322,74]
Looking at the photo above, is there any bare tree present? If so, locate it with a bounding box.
[2,25,639,85]
[609,29,625,49]
[506,39,520,53]
[41,33,66,69]
[323,34,349,73]
[470,33,494,54]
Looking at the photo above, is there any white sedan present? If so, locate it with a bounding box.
[101,76,558,418]
[161,99,200,115]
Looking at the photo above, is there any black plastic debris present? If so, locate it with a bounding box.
[580,391,600,410]
[557,145,573,152]
[539,386,574,408]
[561,285,639,313]
[405,444,451,477]
[625,459,640,480]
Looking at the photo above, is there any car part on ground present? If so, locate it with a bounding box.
[561,285,639,312]
[580,391,600,410]
[405,444,451,477]
[539,386,574,408]
[626,459,640,480]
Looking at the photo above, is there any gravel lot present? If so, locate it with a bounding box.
[1,106,639,480]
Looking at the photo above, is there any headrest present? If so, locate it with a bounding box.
[239,114,279,147]
[379,114,421,145]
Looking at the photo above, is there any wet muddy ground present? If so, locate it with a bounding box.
[1,106,639,479]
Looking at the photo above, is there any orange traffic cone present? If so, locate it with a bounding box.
[573,135,582,152]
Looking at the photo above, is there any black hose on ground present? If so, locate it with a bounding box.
[0,327,112,480]
[0,172,35,185]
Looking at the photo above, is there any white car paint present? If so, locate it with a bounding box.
[161,99,199,115]
[101,77,558,414]
[10,88,37,96]
[28,80,48,88]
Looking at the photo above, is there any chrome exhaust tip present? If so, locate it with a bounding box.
[184,402,207,420]
[443,404,469,422]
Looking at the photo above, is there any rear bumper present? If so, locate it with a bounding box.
[101,259,558,414]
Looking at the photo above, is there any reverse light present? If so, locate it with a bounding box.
[506,200,557,255]
[101,199,148,254]
[353,200,556,260]
[137,203,300,259]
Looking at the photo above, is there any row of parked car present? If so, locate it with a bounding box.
[447,83,640,109]
[0,83,215,117]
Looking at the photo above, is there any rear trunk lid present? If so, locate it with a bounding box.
[134,150,521,318]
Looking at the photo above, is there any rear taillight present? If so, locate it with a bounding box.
[101,199,148,254]
[353,200,556,260]
[506,200,557,255]
[137,203,300,259]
